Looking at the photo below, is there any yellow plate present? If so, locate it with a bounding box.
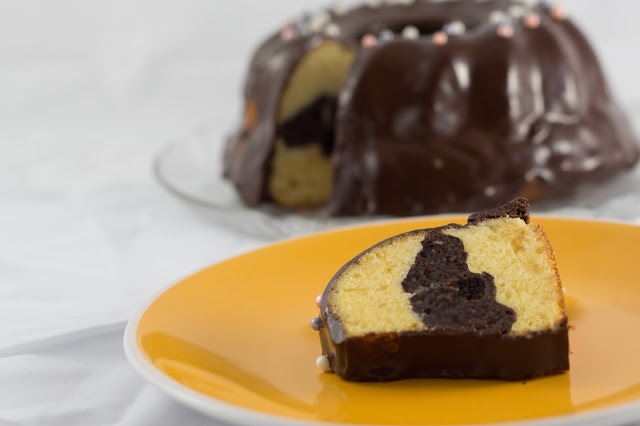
[124,217,640,426]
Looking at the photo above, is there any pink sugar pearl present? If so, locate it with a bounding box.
[524,13,541,29]
[281,26,297,41]
[497,24,514,39]
[432,31,448,46]
[361,33,378,48]
[551,4,567,21]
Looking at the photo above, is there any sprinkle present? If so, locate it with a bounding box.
[551,4,567,21]
[432,156,445,168]
[367,0,383,7]
[311,317,324,331]
[489,10,506,25]
[324,23,341,37]
[308,12,330,32]
[401,25,420,40]
[361,33,378,47]
[280,26,297,41]
[396,0,415,5]
[432,31,448,46]
[316,355,331,371]
[497,23,515,38]
[315,294,322,308]
[524,12,541,29]
[379,29,395,42]
[508,5,526,18]
[444,20,466,36]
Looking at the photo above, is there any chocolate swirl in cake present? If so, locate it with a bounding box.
[403,231,516,335]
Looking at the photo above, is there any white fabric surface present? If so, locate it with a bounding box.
[1,1,640,425]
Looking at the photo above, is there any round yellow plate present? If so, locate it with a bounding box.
[124,216,640,426]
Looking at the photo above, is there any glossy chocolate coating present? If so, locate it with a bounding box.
[319,325,569,381]
[319,198,569,381]
[224,0,639,216]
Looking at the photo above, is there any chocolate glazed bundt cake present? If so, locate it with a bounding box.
[224,0,639,216]
[311,198,569,381]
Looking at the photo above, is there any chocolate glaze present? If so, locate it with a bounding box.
[468,196,530,224]
[319,198,569,381]
[319,325,568,381]
[224,0,639,216]
[403,231,516,335]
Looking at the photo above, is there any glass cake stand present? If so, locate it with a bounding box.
[152,129,388,240]
[153,128,640,240]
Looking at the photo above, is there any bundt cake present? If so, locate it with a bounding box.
[224,0,639,216]
[311,198,569,381]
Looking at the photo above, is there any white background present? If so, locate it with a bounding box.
[1,1,640,425]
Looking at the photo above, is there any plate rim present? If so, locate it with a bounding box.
[124,215,640,426]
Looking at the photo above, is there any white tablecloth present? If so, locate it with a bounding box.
[2,1,640,425]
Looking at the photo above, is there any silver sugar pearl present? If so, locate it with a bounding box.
[324,23,341,37]
[378,29,395,42]
[316,355,331,371]
[401,25,420,40]
[489,10,506,24]
[444,20,466,36]
[308,11,331,32]
[310,317,324,331]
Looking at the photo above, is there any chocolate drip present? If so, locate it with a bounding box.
[276,95,337,155]
[402,231,516,335]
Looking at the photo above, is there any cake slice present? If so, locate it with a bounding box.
[312,198,569,381]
